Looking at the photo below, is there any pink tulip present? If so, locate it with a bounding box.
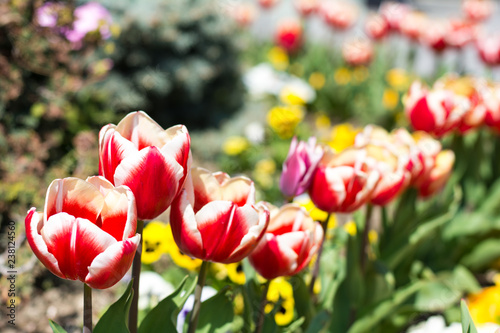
[309,148,380,213]
[462,0,494,22]
[170,168,270,263]
[279,137,324,199]
[365,13,389,41]
[25,177,140,289]
[99,111,191,220]
[249,203,323,280]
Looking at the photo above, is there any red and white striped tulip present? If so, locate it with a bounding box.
[419,20,449,53]
[476,32,500,66]
[294,0,319,17]
[365,13,389,41]
[445,19,477,49]
[399,11,427,41]
[319,0,358,31]
[25,177,140,289]
[279,136,324,199]
[249,203,323,280]
[99,111,191,220]
[379,1,411,32]
[258,0,280,9]
[342,38,374,67]
[309,148,380,213]
[483,83,500,131]
[415,150,455,197]
[170,167,270,263]
[404,81,468,137]
[275,19,303,53]
[462,0,494,22]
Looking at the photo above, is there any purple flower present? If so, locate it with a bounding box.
[65,2,112,44]
[279,137,324,198]
[35,2,62,28]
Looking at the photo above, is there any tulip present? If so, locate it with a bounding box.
[419,20,449,53]
[294,0,319,17]
[462,0,494,22]
[409,131,444,187]
[227,3,258,27]
[476,33,500,66]
[445,19,477,49]
[483,83,500,131]
[309,148,380,213]
[170,167,270,263]
[404,81,468,137]
[99,111,191,220]
[279,137,324,199]
[342,38,374,67]
[25,176,140,289]
[319,1,358,31]
[258,0,280,9]
[365,13,389,41]
[379,1,411,32]
[249,203,323,280]
[416,150,455,197]
[399,12,427,41]
[275,20,303,53]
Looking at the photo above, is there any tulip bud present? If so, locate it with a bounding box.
[249,203,323,280]
[279,137,324,199]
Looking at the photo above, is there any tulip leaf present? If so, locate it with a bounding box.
[305,310,330,333]
[460,300,478,333]
[49,320,68,333]
[461,239,500,270]
[283,317,305,333]
[138,275,197,333]
[94,279,134,333]
[195,288,235,333]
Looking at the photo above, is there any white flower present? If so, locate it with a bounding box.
[244,122,265,144]
[176,286,217,333]
[138,271,174,310]
[407,316,500,333]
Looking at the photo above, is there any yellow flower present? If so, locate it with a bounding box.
[234,293,245,315]
[315,113,331,130]
[383,88,400,110]
[265,278,295,326]
[141,221,169,264]
[267,106,305,139]
[344,221,357,236]
[104,42,115,55]
[226,262,246,285]
[295,197,336,228]
[334,67,351,85]
[211,263,228,280]
[368,230,378,244]
[222,136,249,156]
[280,87,306,106]
[309,72,326,90]
[352,66,369,83]
[304,272,321,295]
[329,123,359,153]
[255,159,276,175]
[268,47,289,71]
[386,68,411,91]
[467,283,500,325]
[163,224,203,271]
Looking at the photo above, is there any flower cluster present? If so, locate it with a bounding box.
[405,74,500,137]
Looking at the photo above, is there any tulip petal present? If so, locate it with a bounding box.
[170,189,204,259]
[86,175,115,196]
[191,168,223,211]
[116,111,170,150]
[280,148,307,197]
[25,208,64,278]
[309,166,348,213]
[114,146,183,220]
[41,213,116,281]
[44,178,104,226]
[100,186,137,241]
[86,234,140,289]
[220,178,256,207]
[249,234,297,280]
[99,127,137,183]
[161,125,191,179]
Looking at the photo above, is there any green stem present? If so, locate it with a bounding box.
[255,280,271,333]
[83,284,92,333]
[360,204,373,276]
[128,219,144,333]
[187,260,209,333]
[308,214,330,294]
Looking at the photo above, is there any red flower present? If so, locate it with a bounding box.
[294,0,319,17]
[319,0,358,30]
[476,32,500,66]
[275,20,303,52]
[379,1,411,32]
[462,0,494,22]
[399,11,427,41]
[258,0,280,9]
[483,83,500,131]
[309,148,380,213]
[415,150,455,197]
[365,13,389,41]
[25,177,140,289]
[170,168,270,263]
[249,203,323,280]
[342,39,374,67]
[99,111,191,220]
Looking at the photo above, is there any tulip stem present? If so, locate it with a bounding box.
[188,260,209,333]
[83,284,92,333]
[129,219,144,333]
[255,279,271,333]
[308,214,330,295]
[360,204,373,276]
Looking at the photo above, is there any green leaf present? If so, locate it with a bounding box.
[94,280,134,333]
[282,317,305,333]
[138,275,197,333]
[305,310,330,333]
[461,239,500,271]
[49,320,68,333]
[461,299,478,333]
[196,288,235,333]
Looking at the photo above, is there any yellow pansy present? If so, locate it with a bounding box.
[265,278,295,326]
[162,224,202,271]
[344,221,357,236]
[368,230,378,244]
[334,67,351,85]
[386,68,411,91]
[141,221,169,264]
[309,72,326,90]
[211,263,228,280]
[234,293,245,315]
[304,272,322,295]
[329,123,359,153]
[315,113,331,130]
[467,282,500,325]
[226,262,246,285]
[268,47,289,71]
[255,159,276,175]
[280,87,306,106]
[222,136,250,156]
[295,197,336,228]
[352,66,369,83]
[267,106,305,139]
[383,88,400,110]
